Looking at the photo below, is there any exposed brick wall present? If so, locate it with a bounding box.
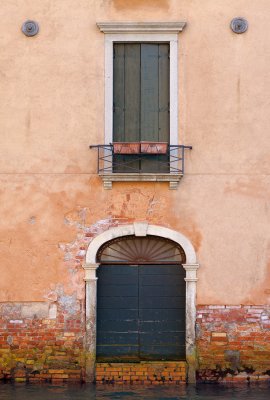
[95,362,186,384]
[3,301,270,383]
[61,216,135,267]
[196,305,270,382]
[0,302,85,382]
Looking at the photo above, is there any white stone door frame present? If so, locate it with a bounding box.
[83,223,199,382]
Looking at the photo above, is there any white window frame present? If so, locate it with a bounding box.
[97,22,186,189]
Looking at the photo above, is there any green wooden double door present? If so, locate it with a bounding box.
[96,264,186,362]
[113,43,170,173]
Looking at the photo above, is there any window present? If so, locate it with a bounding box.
[113,43,169,173]
[96,22,187,188]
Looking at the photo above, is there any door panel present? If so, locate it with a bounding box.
[139,319,185,332]
[140,284,185,297]
[140,265,184,275]
[98,296,138,309]
[138,264,185,361]
[98,284,138,297]
[98,332,138,345]
[139,296,185,309]
[97,345,139,361]
[98,319,138,332]
[139,345,185,360]
[140,332,185,345]
[140,277,185,289]
[97,264,139,361]
[99,308,138,321]
[139,308,185,321]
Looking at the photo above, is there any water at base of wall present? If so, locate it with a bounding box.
[0,382,270,400]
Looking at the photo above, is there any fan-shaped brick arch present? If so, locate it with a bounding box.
[97,235,186,264]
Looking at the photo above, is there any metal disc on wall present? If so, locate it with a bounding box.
[230,18,248,34]
[22,20,39,37]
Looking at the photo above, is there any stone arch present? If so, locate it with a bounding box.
[85,223,197,264]
[83,223,199,383]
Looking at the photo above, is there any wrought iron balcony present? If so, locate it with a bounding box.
[89,143,192,189]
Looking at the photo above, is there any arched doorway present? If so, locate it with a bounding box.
[83,223,199,382]
[96,235,186,362]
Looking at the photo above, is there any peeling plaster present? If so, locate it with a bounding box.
[0,302,51,320]
[28,216,36,224]
[58,292,80,315]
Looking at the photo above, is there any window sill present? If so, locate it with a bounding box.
[99,173,183,190]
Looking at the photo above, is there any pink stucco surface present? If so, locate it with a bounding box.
[0,0,269,305]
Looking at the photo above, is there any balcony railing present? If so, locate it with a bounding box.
[89,144,192,174]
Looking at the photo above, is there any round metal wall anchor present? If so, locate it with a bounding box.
[22,20,39,37]
[230,17,248,34]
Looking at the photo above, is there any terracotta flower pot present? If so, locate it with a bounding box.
[113,142,140,154]
[140,141,168,154]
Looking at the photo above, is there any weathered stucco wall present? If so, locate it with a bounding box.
[0,0,270,382]
[0,0,269,305]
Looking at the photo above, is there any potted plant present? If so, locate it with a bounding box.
[140,141,168,154]
[113,142,140,154]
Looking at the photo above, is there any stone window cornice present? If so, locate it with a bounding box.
[97,21,186,34]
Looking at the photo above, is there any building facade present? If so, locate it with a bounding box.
[0,0,270,384]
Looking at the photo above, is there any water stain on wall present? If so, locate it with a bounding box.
[224,177,270,200]
[182,222,202,252]
[245,258,270,304]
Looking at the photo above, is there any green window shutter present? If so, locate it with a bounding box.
[113,44,125,142]
[113,43,170,172]
[158,44,170,143]
[113,44,140,142]
[141,43,169,143]
[140,44,159,141]
[124,44,141,142]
